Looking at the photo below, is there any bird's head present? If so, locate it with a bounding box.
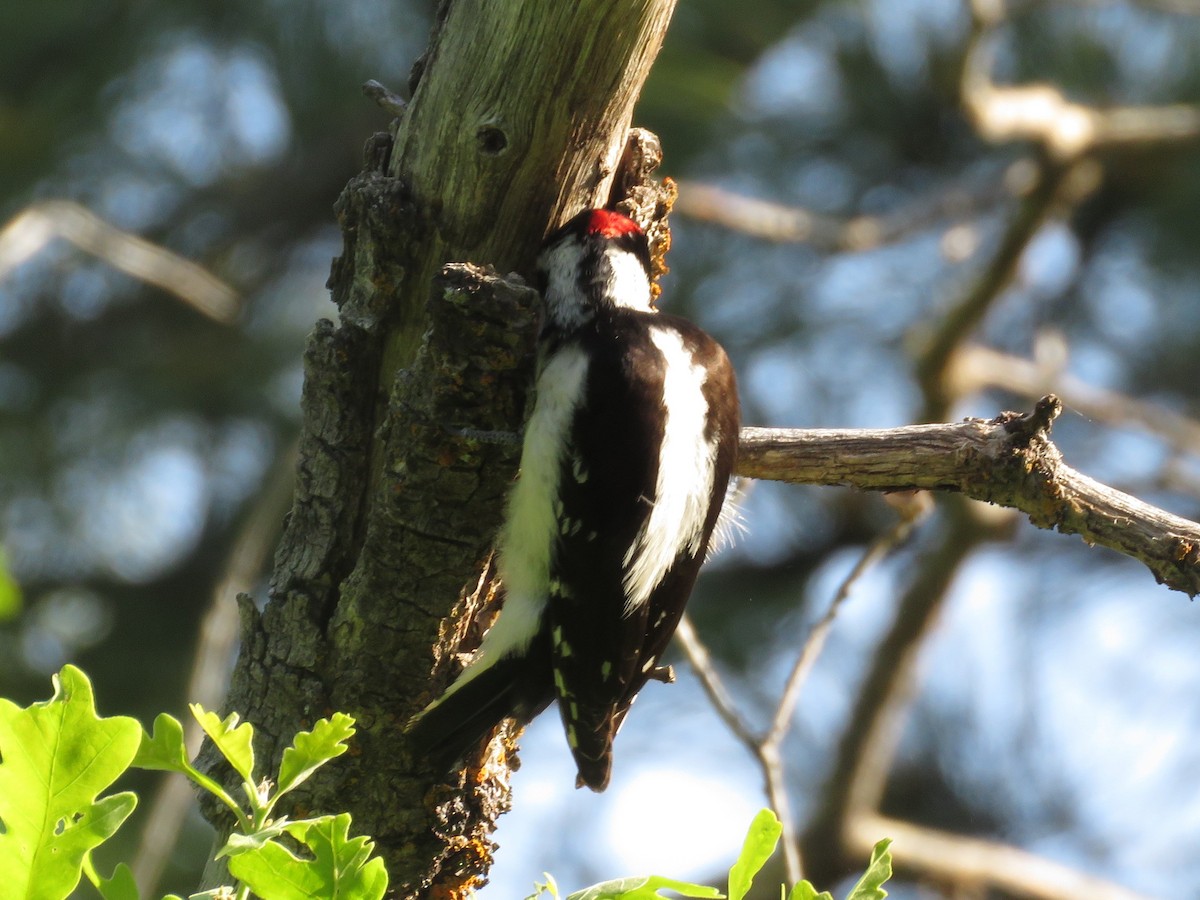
[537,209,655,329]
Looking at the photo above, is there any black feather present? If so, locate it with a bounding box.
[406,635,553,771]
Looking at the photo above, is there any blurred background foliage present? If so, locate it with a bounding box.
[2,0,1200,897]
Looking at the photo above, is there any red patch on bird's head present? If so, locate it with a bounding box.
[583,209,643,239]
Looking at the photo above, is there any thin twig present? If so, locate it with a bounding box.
[673,614,758,750]
[0,200,239,322]
[675,613,807,881]
[758,739,802,884]
[131,448,295,893]
[767,498,931,884]
[763,502,929,754]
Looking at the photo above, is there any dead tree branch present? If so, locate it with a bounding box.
[949,337,1200,457]
[738,396,1200,596]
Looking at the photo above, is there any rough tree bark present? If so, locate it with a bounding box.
[200,1,679,897]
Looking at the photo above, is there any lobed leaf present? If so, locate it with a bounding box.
[133,713,193,775]
[191,705,255,783]
[727,809,782,900]
[786,883,832,900]
[843,839,891,900]
[89,861,141,900]
[227,812,387,900]
[134,712,244,824]
[565,875,724,899]
[276,713,356,799]
[0,665,141,900]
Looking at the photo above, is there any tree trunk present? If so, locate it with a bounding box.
[201,1,679,896]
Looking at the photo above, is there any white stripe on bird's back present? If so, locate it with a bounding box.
[621,326,718,614]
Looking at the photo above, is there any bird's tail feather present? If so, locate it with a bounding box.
[406,655,552,772]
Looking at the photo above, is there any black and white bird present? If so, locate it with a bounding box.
[407,208,739,791]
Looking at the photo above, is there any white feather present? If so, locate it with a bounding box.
[540,236,654,330]
[706,478,749,560]
[621,326,717,614]
[603,248,654,313]
[424,345,590,706]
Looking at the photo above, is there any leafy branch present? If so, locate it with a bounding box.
[528,809,892,900]
[0,665,386,900]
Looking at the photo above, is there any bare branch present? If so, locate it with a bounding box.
[362,79,408,116]
[913,158,1082,416]
[675,612,808,882]
[847,812,1155,900]
[963,0,1200,159]
[950,337,1200,457]
[0,200,239,322]
[673,181,860,249]
[672,177,1009,252]
[763,501,929,755]
[968,83,1200,159]
[737,397,1200,596]
[674,614,758,749]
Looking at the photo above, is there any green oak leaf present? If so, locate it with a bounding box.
[133,712,244,824]
[227,813,387,900]
[786,837,891,900]
[133,712,194,775]
[191,705,255,784]
[565,875,724,899]
[844,839,891,900]
[728,809,783,900]
[87,860,141,900]
[787,883,833,900]
[0,665,141,900]
[276,713,356,799]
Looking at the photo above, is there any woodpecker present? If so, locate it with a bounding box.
[407,208,739,791]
